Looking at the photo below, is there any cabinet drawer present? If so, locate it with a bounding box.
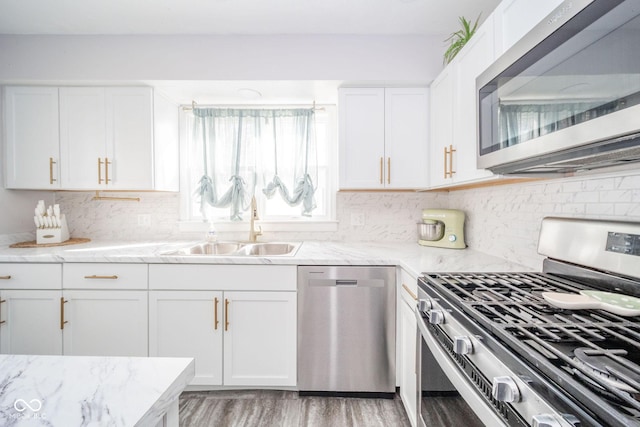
[149,264,296,291]
[64,263,148,290]
[0,263,62,290]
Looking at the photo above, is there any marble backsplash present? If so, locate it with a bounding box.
[448,171,640,269]
[52,191,445,243]
[5,170,639,271]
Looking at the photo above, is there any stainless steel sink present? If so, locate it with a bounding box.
[162,241,301,257]
[163,242,246,256]
[234,242,301,256]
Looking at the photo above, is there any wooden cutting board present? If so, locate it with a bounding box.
[9,238,91,248]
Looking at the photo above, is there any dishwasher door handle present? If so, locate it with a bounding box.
[335,279,358,286]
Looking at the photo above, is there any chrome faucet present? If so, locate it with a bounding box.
[249,195,262,242]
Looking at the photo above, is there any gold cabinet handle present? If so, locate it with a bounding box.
[0,299,6,325]
[84,275,119,279]
[105,157,111,184]
[402,284,417,301]
[387,157,391,184]
[449,145,456,177]
[49,157,57,184]
[224,298,230,331]
[60,297,68,330]
[443,146,448,179]
[214,297,219,330]
[98,158,104,184]
[379,157,384,184]
[0,276,11,280]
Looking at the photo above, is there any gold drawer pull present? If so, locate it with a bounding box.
[60,297,68,330]
[0,299,5,325]
[0,276,11,280]
[387,157,391,184]
[402,284,418,301]
[84,275,119,279]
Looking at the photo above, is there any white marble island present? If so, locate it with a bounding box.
[0,354,194,427]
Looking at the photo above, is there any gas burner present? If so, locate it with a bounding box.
[573,348,640,394]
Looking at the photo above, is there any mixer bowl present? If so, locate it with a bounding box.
[417,220,445,241]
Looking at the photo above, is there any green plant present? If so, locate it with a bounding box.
[443,15,480,65]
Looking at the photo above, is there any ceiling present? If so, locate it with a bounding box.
[0,0,500,36]
[0,0,501,105]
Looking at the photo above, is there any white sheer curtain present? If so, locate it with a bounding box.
[192,107,318,220]
[262,109,318,216]
[193,109,259,221]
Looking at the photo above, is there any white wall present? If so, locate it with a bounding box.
[0,35,444,82]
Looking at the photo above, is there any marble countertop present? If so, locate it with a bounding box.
[0,354,194,427]
[0,240,534,278]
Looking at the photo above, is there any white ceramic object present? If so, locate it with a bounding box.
[542,291,640,317]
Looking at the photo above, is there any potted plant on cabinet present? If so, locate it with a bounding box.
[443,15,480,65]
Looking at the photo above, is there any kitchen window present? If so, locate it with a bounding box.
[179,105,336,229]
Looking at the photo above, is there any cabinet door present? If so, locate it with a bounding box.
[338,88,385,189]
[384,88,429,189]
[62,290,147,356]
[429,67,455,188]
[223,291,296,387]
[398,270,418,427]
[106,87,154,190]
[0,290,63,355]
[498,0,564,54]
[4,87,60,189]
[453,17,495,184]
[149,291,223,386]
[59,87,106,189]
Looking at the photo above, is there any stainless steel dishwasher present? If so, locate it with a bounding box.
[298,266,396,397]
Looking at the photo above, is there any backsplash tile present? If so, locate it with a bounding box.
[448,171,640,269]
[53,191,443,243]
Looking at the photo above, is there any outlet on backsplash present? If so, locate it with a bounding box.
[350,212,365,226]
[138,214,151,226]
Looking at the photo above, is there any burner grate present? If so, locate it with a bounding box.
[421,271,640,424]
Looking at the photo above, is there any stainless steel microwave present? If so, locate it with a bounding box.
[477,0,640,175]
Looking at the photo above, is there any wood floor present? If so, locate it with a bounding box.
[179,390,484,427]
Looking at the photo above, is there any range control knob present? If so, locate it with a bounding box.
[453,336,473,355]
[532,414,563,427]
[418,299,432,312]
[428,309,444,325]
[491,376,521,403]
[448,234,457,242]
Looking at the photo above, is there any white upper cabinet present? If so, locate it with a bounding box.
[4,86,178,191]
[495,0,564,55]
[339,87,429,190]
[4,87,61,189]
[59,87,153,190]
[429,13,497,189]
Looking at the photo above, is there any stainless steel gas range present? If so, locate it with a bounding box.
[416,217,640,427]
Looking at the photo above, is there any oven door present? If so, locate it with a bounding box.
[415,303,506,427]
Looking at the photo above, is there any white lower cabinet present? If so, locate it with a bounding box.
[0,290,63,355]
[62,263,149,357]
[0,263,63,355]
[149,291,223,385]
[223,291,297,387]
[398,269,418,427]
[148,264,297,388]
[62,290,148,357]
